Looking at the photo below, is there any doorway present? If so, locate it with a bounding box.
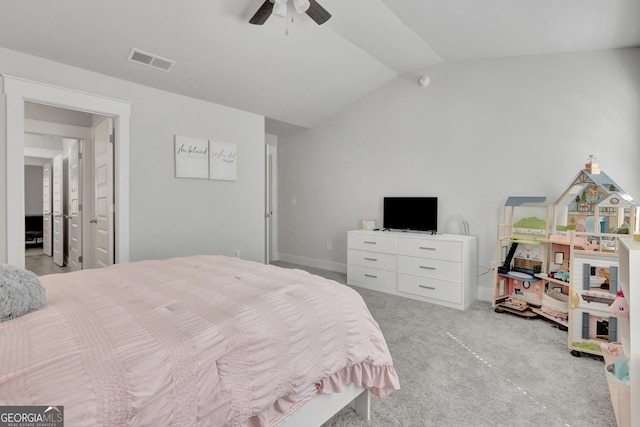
[3,75,131,269]
[24,155,69,276]
[23,105,109,274]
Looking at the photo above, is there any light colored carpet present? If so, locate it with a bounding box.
[274,261,616,427]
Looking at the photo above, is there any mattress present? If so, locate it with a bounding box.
[0,255,400,426]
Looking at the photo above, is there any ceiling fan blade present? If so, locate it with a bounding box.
[249,0,274,25]
[305,0,331,25]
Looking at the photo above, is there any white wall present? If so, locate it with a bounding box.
[277,47,640,298]
[0,47,266,264]
[23,133,64,159]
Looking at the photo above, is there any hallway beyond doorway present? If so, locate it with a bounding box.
[25,248,70,276]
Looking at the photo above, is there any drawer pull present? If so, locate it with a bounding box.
[364,241,377,244]
[364,257,378,261]
[419,265,436,270]
[419,285,436,290]
[419,246,436,251]
[364,274,378,278]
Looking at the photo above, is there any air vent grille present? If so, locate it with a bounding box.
[127,48,175,72]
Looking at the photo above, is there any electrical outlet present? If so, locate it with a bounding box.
[234,250,241,258]
[326,242,333,251]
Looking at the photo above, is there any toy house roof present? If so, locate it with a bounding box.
[601,192,640,208]
[554,168,634,207]
[504,196,547,207]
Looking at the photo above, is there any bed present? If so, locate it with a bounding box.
[0,255,400,426]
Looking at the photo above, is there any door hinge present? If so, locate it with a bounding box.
[78,256,83,263]
[110,204,115,213]
[78,152,83,160]
[78,204,82,211]
[109,133,115,143]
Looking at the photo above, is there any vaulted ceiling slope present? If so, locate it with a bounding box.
[1,1,639,134]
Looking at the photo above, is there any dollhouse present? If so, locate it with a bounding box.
[493,196,550,319]
[493,157,639,358]
[552,156,638,239]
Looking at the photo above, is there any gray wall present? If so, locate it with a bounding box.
[277,47,640,299]
[24,165,43,215]
[0,46,266,263]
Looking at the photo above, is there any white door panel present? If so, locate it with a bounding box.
[93,118,114,268]
[52,154,64,267]
[265,145,278,263]
[42,162,53,256]
[67,140,82,271]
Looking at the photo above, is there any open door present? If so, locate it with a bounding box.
[42,162,53,256]
[52,154,64,267]
[67,140,83,271]
[92,118,114,268]
[265,144,278,263]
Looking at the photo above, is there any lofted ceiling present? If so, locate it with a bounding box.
[1,0,639,135]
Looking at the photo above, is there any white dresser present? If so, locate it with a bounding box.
[347,230,478,310]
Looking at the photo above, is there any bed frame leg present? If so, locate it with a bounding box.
[354,389,370,420]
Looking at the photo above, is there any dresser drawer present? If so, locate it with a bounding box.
[348,249,397,271]
[347,265,396,290]
[398,273,462,304]
[398,255,461,282]
[348,232,396,253]
[398,237,462,262]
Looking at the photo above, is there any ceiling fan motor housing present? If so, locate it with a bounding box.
[250,0,331,25]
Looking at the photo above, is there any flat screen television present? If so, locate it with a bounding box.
[383,197,438,233]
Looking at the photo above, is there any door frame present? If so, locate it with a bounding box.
[3,75,131,268]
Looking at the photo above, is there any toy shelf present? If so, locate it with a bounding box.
[535,274,569,287]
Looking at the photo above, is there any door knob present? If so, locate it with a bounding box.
[89,218,97,223]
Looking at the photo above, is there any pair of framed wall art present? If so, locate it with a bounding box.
[174,135,237,181]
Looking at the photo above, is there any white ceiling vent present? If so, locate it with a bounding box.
[127,48,175,72]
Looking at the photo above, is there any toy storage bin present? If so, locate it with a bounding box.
[602,343,630,427]
[605,363,630,427]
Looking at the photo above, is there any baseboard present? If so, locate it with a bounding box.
[277,253,347,274]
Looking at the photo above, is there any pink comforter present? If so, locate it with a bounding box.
[0,256,399,426]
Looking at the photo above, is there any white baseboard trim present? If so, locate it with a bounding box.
[277,253,347,274]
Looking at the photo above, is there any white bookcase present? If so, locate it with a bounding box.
[618,238,638,426]
[347,230,477,310]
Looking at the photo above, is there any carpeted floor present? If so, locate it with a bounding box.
[274,261,617,427]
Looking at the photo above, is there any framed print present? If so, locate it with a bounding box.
[174,135,209,179]
[209,141,238,181]
[554,252,564,264]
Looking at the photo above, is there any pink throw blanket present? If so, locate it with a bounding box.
[0,256,399,426]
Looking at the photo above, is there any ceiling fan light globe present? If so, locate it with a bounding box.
[273,1,287,18]
[293,0,310,13]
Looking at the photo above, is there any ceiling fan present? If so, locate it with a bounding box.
[249,0,331,25]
